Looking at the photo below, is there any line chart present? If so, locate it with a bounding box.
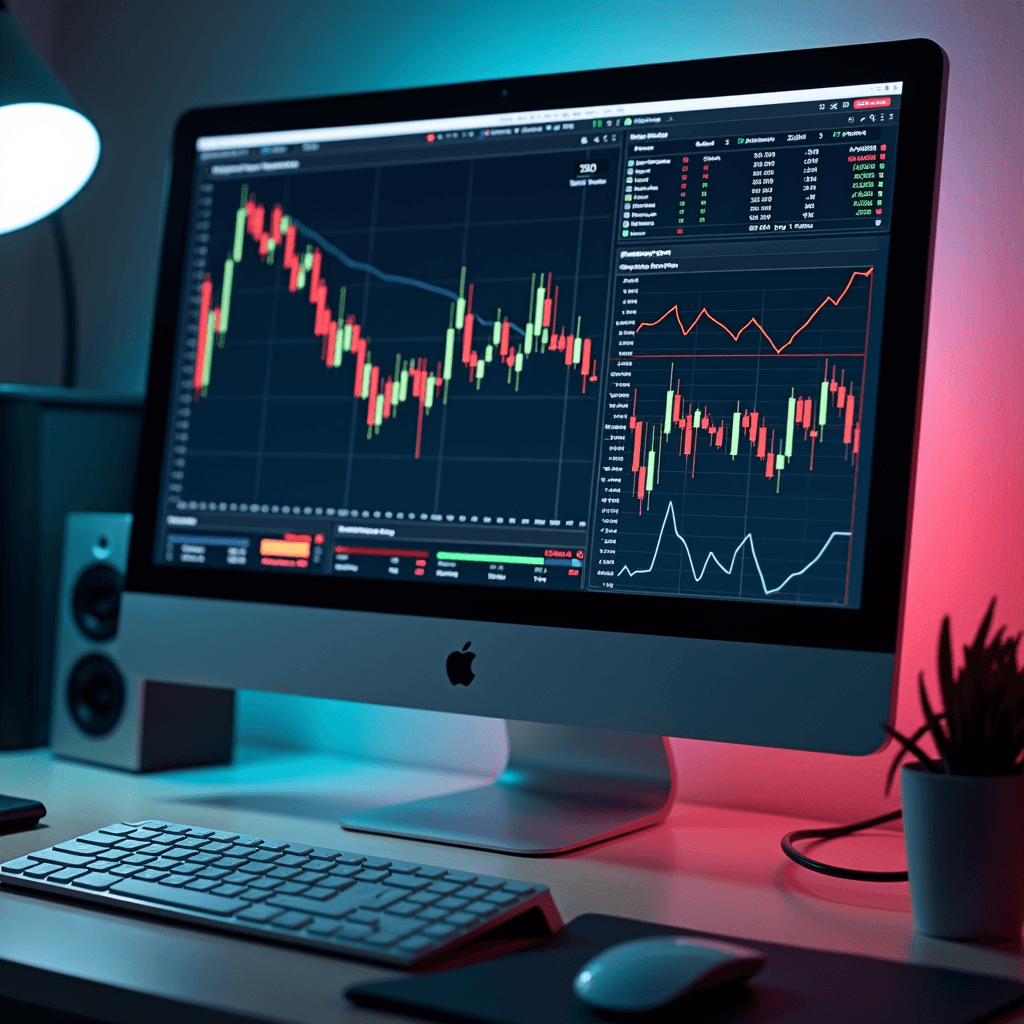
[634,268,873,354]
[616,501,852,596]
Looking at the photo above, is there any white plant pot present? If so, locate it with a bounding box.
[901,765,1024,941]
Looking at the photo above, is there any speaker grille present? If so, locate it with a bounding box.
[72,564,123,641]
[67,654,125,736]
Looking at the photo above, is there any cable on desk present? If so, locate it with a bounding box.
[781,809,908,882]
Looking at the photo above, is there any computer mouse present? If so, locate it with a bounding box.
[573,935,766,1015]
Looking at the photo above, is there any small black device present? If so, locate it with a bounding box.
[0,795,45,834]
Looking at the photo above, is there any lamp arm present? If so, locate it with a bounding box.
[50,212,77,388]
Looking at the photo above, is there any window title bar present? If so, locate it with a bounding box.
[196,81,903,152]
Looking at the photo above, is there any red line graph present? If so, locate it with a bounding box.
[634,268,873,355]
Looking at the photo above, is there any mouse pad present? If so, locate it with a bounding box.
[346,914,1024,1024]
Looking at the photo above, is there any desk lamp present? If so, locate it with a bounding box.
[0,0,99,831]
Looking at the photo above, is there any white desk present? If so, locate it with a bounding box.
[1,746,1022,1023]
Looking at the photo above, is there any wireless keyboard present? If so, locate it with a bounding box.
[0,820,563,967]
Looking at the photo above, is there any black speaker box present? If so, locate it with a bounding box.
[0,386,142,749]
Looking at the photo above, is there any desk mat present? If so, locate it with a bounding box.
[346,913,1024,1024]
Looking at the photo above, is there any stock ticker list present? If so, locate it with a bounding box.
[160,88,900,606]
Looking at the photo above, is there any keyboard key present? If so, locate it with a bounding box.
[23,863,61,878]
[211,884,246,897]
[270,888,369,919]
[1,858,37,873]
[162,849,195,861]
[329,864,362,878]
[176,837,209,850]
[398,935,436,953]
[383,874,429,891]
[200,842,230,853]
[196,867,229,880]
[359,889,404,912]
[334,853,365,866]
[423,923,457,938]
[48,867,88,883]
[284,844,312,855]
[445,912,476,927]
[248,877,283,891]
[361,857,391,870]
[97,824,136,836]
[415,866,448,879]
[319,876,356,892]
[386,901,421,916]
[267,866,301,880]
[188,852,220,866]
[347,910,379,926]
[443,871,476,884]
[54,841,108,857]
[427,881,460,895]
[502,881,538,894]
[135,869,167,882]
[237,904,282,924]
[248,849,281,863]
[163,825,192,835]
[484,890,518,905]
[306,918,339,936]
[171,863,202,876]
[458,886,487,901]
[366,914,423,941]
[209,831,238,842]
[274,854,308,869]
[465,901,499,917]
[294,871,327,885]
[95,850,130,862]
[334,922,373,941]
[123,855,153,866]
[116,840,150,852]
[112,878,249,915]
[473,875,507,890]
[132,821,171,831]
[28,849,95,869]
[214,857,246,870]
[355,869,387,883]
[308,848,340,861]
[257,840,288,851]
[159,875,188,887]
[237,862,273,875]
[277,882,309,896]
[186,879,219,892]
[387,860,420,874]
[186,828,214,838]
[305,859,334,873]
[149,834,179,846]
[272,911,312,931]
[225,845,255,858]
[127,829,159,841]
[435,896,468,910]
[139,844,169,856]
[364,930,401,947]
[241,888,269,902]
[71,872,120,891]
[111,864,145,877]
[408,892,440,906]
[76,832,122,848]
[302,887,335,901]
[222,872,253,886]
[415,907,448,922]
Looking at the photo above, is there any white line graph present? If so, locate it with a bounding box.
[616,501,851,596]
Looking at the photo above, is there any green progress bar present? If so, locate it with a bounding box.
[436,551,544,566]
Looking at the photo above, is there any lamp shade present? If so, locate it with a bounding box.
[0,4,100,234]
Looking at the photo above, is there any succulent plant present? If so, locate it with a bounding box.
[885,599,1024,793]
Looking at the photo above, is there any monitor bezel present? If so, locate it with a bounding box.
[127,38,948,656]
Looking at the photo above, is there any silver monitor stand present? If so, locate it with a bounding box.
[341,720,676,855]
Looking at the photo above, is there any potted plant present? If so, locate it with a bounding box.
[885,599,1024,941]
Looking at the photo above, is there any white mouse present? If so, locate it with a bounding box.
[573,935,766,1015]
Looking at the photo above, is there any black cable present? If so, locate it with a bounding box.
[50,211,77,388]
[781,809,907,882]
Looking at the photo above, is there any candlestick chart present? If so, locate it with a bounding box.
[175,149,617,523]
[593,262,879,605]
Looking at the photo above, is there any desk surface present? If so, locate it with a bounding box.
[1,745,1022,1023]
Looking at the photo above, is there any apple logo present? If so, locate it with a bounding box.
[446,642,476,686]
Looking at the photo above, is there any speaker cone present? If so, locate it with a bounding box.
[67,654,125,736]
[72,564,123,641]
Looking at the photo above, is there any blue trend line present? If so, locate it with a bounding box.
[291,219,526,336]
[617,501,851,596]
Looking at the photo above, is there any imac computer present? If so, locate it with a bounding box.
[120,39,948,854]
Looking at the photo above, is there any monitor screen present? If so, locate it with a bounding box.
[123,41,946,758]
[157,80,901,610]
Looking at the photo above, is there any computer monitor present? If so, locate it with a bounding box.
[121,39,947,854]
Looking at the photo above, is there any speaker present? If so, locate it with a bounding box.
[51,513,235,771]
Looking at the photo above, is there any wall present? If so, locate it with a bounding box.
[4,1,1022,818]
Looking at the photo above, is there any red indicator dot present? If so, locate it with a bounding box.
[314,533,324,545]
[677,228,684,234]
[414,568,425,576]
[426,133,435,142]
